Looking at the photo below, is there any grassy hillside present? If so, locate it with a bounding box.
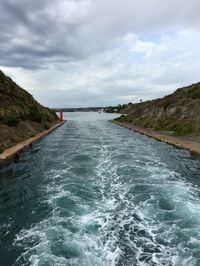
[0,70,59,153]
[115,82,200,136]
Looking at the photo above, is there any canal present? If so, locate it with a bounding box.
[0,112,200,266]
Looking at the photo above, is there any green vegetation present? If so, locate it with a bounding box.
[105,102,134,113]
[3,114,19,127]
[112,82,200,136]
[0,70,59,152]
[190,89,200,99]
[29,105,43,122]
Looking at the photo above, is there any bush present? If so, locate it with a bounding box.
[118,115,126,121]
[191,90,200,99]
[44,122,50,130]
[172,121,193,136]
[3,115,19,126]
[29,106,43,122]
[163,100,173,111]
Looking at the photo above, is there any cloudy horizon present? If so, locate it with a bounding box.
[0,0,200,108]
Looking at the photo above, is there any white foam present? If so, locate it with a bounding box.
[10,121,200,266]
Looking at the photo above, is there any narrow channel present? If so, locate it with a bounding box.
[0,112,200,266]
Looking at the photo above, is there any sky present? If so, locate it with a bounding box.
[0,0,200,108]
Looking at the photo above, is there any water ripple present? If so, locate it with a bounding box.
[0,112,200,266]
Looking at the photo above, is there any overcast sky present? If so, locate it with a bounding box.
[0,0,200,107]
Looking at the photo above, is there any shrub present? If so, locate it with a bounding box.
[163,100,173,111]
[44,122,50,130]
[191,90,200,99]
[172,121,193,136]
[29,106,43,122]
[117,115,126,122]
[3,115,19,126]
[153,124,162,130]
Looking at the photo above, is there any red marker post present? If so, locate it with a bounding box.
[59,111,63,122]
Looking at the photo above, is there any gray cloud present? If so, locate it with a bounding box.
[0,0,88,68]
[1,0,200,69]
[0,0,200,107]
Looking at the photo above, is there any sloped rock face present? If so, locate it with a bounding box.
[0,70,59,153]
[117,82,200,136]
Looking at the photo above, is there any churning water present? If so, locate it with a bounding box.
[1,112,200,266]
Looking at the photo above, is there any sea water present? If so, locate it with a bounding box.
[0,112,200,266]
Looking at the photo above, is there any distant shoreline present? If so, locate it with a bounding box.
[111,120,200,157]
[0,121,66,167]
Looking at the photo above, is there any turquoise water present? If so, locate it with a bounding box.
[0,112,200,266]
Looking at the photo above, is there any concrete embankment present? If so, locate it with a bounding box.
[0,121,66,167]
[111,120,200,156]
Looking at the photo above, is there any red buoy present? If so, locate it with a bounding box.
[60,111,63,122]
